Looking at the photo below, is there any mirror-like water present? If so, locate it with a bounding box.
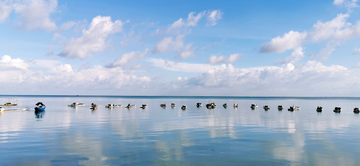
[1,96,360,165]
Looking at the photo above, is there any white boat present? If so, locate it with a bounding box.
[0,107,4,112]
[0,102,18,106]
[250,104,258,109]
[140,104,147,109]
[105,104,122,108]
[233,103,239,108]
[125,104,136,108]
[181,105,187,110]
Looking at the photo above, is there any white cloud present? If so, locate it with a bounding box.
[59,15,124,58]
[310,13,352,41]
[148,58,221,73]
[333,0,358,8]
[207,53,242,64]
[206,10,223,26]
[163,11,205,34]
[0,55,151,93]
[153,34,195,59]
[277,47,304,64]
[260,31,307,53]
[0,1,12,22]
[107,48,149,68]
[0,55,29,70]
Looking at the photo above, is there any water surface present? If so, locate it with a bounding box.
[1,96,360,165]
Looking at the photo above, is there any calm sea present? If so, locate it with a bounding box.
[1,95,360,166]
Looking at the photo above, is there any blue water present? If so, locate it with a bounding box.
[1,96,360,165]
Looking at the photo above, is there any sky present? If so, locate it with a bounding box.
[1,0,360,96]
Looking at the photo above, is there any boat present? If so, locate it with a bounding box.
[1,108,30,112]
[68,102,85,107]
[316,106,323,112]
[0,102,18,106]
[334,107,341,113]
[140,104,147,109]
[34,102,46,112]
[90,103,98,110]
[223,103,227,108]
[263,105,270,111]
[288,106,300,111]
[125,103,136,108]
[196,103,202,107]
[181,105,187,110]
[206,103,216,109]
[171,103,176,108]
[105,104,122,108]
[0,107,4,112]
[233,103,239,108]
[160,104,166,108]
[250,104,258,109]
[354,107,359,113]
[278,105,283,110]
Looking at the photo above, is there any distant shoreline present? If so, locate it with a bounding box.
[0,95,359,100]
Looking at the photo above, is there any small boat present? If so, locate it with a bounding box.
[223,103,227,108]
[316,106,323,112]
[68,102,85,107]
[125,103,136,108]
[171,103,176,108]
[0,102,18,106]
[0,107,4,112]
[160,104,166,108]
[288,106,300,111]
[2,108,30,112]
[140,104,147,109]
[34,102,46,112]
[206,103,216,109]
[278,105,283,110]
[334,107,341,113]
[354,107,359,113]
[196,103,202,107]
[250,104,258,109]
[105,104,122,108]
[263,105,270,111]
[90,103,98,110]
[181,105,187,110]
[233,103,238,108]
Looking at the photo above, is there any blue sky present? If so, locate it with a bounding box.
[1,0,360,96]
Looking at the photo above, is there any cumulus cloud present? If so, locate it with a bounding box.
[0,55,29,70]
[152,34,195,59]
[148,58,221,73]
[277,47,304,64]
[0,55,150,94]
[207,53,242,64]
[206,10,223,26]
[260,31,307,53]
[309,13,352,41]
[0,0,75,32]
[158,11,205,34]
[333,0,358,8]
[59,15,124,58]
[107,48,149,68]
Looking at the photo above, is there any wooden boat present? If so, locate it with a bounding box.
[171,103,176,108]
[263,105,270,111]
[206,103,216,109]
[288,106,300,111]
[250,104,258,109]
[316,106,323,112]
[354,107,359,113]
[90,103,98,110]
[160,104,166,108]
[181,105,187,110]
[233,103,239,108]
[196,103,202,107]
[68,102,85,107]
[140,104,147,109]
[223,103,228,108]
[334,107,341,113]
[105,104,122,108]
[125,104,136,108]
[0,102,18,106]
[278,105,283,110]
